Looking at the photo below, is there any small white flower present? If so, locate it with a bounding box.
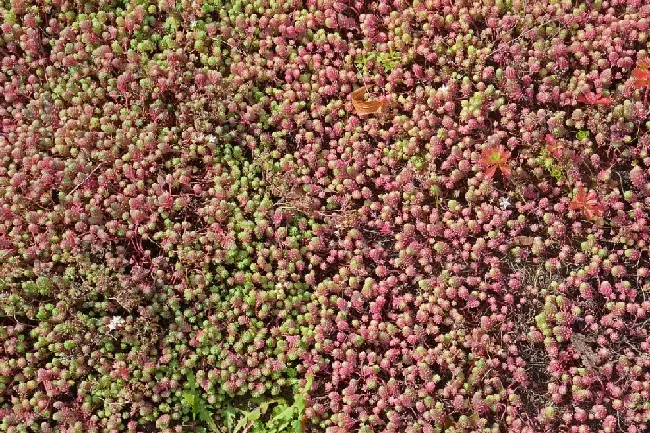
[439,84,449,94]
[499,197,511,210]
[206,135,217,144]
[108,316,124,331]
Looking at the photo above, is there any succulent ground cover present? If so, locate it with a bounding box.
[2,0,650,432]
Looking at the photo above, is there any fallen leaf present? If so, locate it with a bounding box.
[351,86,386,115]
[632,57,650,90]
[577,91,611,105]
[571,333,598,369]
[512,236,534,246]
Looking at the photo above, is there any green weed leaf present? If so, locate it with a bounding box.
[222,406,237,431]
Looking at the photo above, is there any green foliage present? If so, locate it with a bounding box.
[181,373,313,433]
[576,130,590,140]
[229,375,313,433]
[182,371,220,432]
[356,50,403,75]
[535,148,566,181]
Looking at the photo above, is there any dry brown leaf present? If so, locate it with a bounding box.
[512,236,534,246]
[571,333,598,369]
[351,85,386,115]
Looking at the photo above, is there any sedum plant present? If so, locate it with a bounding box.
[1,0,650,432]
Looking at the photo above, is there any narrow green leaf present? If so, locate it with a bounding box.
[304,375,313,392]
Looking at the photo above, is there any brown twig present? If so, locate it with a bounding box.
[67,163,103,197]
[487,18,558,59]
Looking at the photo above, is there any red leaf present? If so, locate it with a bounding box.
[632,58,650,90]
[577,91,612,105]
[480,145,511,178]
[570,187,604,219]
[484,165,497,178]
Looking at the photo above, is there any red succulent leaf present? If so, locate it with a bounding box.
[480,145,511,178]
[570,187,605,219]
[632,58,650,90]
[484,165,497,178]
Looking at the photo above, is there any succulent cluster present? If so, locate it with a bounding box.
[1,0,650,432]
